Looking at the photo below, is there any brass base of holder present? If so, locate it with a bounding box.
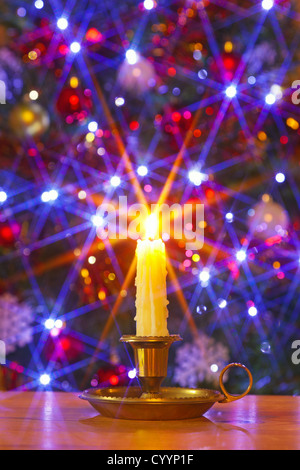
[79,334,253,420]
[79,386,225,420]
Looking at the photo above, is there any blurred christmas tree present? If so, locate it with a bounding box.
[0,0,300,394]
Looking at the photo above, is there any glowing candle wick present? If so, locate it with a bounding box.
[144,213,159,240]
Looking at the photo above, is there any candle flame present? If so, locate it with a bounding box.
[144,213,159,240]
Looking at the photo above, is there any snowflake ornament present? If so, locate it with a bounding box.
[0,47,23,102]
[173,332,230,388]
[247,41,277,75]
[0,293,33,354]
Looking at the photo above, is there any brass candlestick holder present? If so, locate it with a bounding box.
[80,334,253,420]
[120,334,182,397]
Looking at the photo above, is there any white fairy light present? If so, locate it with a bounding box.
[0,191,7,203]
[236,249,247,262]
[125,49,138,65]
[57,18,68,30]
[275,172,285,183]
[262,0,274,10]
[248,306,258,317]
[137,165,148,176]
[144,0,155,10]
[39,373,51,385]
[225,85,237,98]
[199,268,210,283]
[70,42,81,53]
[110,176,121,187]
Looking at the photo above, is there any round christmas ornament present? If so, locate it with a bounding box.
[210,51,241,81]
[45,332,84,362]
[160,105,194,137]
[0,19,24,102]
[0,293,33,354]
[0,47,23,103]
[56,86,93,121]
[247,41,277,76]
[117,54,156,94]
[173,332,230,388]
[96,363,129,387]
[247,196,289,241]
[0,221,21,247]
[9,101,50,138]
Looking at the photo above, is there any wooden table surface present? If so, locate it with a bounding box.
[0,392,299,450]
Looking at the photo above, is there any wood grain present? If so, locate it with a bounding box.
[0,392,299,450]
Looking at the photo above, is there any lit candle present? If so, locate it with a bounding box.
[134,214,169,336]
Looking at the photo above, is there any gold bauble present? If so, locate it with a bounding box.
[9,102,50,138]
[247,196,289,240]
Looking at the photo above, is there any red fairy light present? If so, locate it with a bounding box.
[60,337,71,351]
[168,67,176,76]
[69,95,79,106]
[172,111,181,122]
[58,44,69,55]
[206,107,214,116]
[109,375,119,385]
[265,235,282,246]
[280,136,288,145]
[223,56,236,70]
[227,260,240,280]
[129,121,139,131]
[86,28,102,43]
[205,188,215,199]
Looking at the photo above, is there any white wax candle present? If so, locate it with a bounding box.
[134,237,169,336]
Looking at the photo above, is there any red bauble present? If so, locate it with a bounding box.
[45,332,84,362]
[0,222,21,246]
[56,87,93,121]
[160,105,194,140]
[210,52,240,81]
[97,364,129,387]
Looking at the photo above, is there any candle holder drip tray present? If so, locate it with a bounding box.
[79,335,253,420]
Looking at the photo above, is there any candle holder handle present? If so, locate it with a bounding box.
[218,363,253,403]
[120,335,182,398]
